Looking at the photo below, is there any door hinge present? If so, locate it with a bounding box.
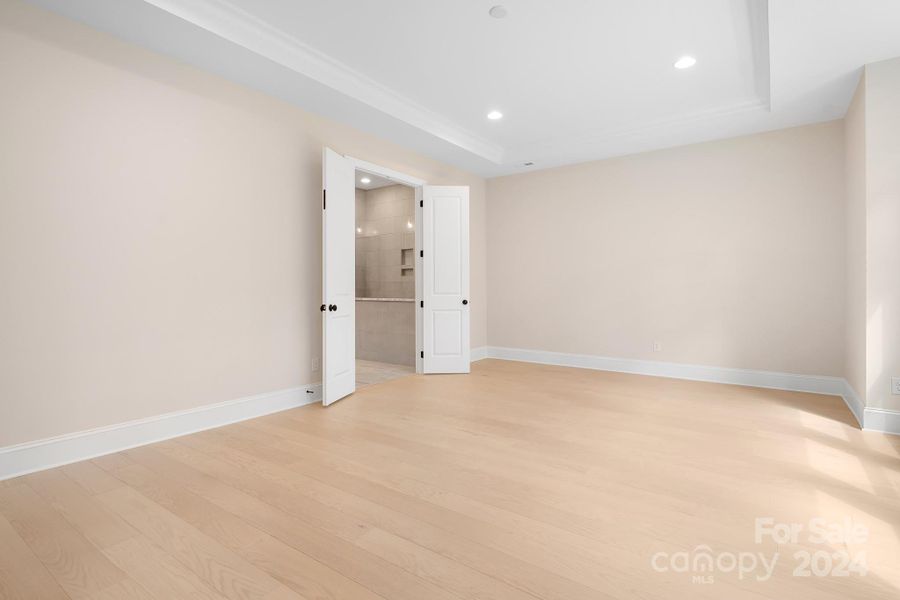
[322,189,326,210]
[419,250,423,258]
[420,351,424,359]
[420,300,423,308]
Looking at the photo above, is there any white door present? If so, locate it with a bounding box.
[322,147,355,405]
[422,186,470,373]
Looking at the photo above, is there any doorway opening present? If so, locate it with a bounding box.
[354,170,416,388]
[322,148,470,405]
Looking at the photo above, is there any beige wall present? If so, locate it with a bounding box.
[844,75,868,406]
[355,185,416,299]
[863,58,900,411]
[487,122,846,377]
[3,0,892,450]
[0,1,487,447]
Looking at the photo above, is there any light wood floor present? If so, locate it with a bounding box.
[2,359,899,599]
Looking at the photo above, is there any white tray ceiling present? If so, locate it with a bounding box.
[26,0,900,176]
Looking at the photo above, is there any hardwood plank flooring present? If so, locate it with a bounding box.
[2,358,899,599]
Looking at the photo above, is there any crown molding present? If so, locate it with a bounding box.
[141,0,506,164]
[508,0,773,165]
[140,0,773,172]
[38,0,781,174]
[748,0,773,111]
[509,97,769,164]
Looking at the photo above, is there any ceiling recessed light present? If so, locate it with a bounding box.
[360,177,371,184]
[487,110,503,120]
[489,5,507,18]
[674,56,697,69]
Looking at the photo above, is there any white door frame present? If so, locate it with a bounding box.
[346,157,427,189]
[344,156,427,374]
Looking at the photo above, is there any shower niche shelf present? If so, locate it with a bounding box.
[400,248,414,275]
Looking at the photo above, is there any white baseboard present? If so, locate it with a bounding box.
[482,346,888,432]
[840,380,866,429]
[486,346,846,394]
[0,384,321,481]
[863,407,900,436]
[5,350,895,481]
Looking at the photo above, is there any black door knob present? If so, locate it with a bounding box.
[462,299,468,305]
[320,304,326,312]
[329,304,337,312]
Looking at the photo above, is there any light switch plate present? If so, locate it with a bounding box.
[892,377,900,395]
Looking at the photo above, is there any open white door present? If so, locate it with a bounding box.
[422,186,470,373]
[322,147,355,405]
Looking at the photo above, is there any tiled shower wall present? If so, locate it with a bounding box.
[355,185,415,298]
[356,299,415,365]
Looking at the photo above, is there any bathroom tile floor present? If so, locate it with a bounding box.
[356,359,415,388]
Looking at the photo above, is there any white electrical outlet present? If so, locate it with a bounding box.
[653,341,662,352]
[311,357,320,372]
[892,377,900,395]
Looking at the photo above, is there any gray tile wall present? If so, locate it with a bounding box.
[355,300,415,366]
[355,185,415,299]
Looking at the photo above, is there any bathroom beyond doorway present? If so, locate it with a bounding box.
[354,173,416,388]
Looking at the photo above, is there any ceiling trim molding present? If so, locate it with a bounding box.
[764,0,775,112]
[135,0,774,171]
[140,0,506,164]
[509,98,769,162]
[346,156,427,187]
[508,0,773,163]
[747,0,773,111]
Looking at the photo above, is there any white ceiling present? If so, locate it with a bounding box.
[27,0,900,176]
[354,171,396,191]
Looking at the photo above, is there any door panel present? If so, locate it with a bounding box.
[432,311,463,356]
[322,147,355,405]
[433,198,462,294]
[422,186,470,373]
